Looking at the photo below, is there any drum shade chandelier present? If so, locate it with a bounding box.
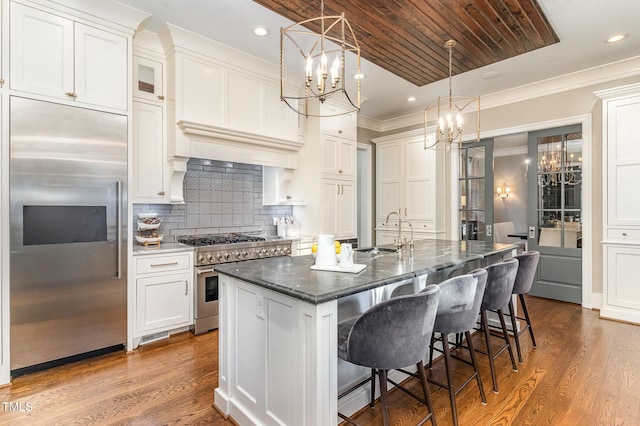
[280,0,361,117]
[424,40,480,149]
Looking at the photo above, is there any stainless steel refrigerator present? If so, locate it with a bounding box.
[10,97,128,372]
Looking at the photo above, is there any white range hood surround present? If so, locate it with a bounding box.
[158,23,303,203]
[176,120,303,169]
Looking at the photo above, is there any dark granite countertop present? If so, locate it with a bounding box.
[214,239,516,304]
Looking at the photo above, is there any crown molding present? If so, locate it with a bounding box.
[357,55,640,133]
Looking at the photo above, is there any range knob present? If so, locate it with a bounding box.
[224,253,231,260]
[283,246,291,254]
[277,247,283,255]
[216,253,224,261]
[234,252,242,259]
[198,254,206,264]
[243,251,249,258]
[206,253,214,263]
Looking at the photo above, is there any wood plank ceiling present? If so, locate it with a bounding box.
[253,0,559,87]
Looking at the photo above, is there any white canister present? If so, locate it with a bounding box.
[339,243,354,268]
[315,234,337,267]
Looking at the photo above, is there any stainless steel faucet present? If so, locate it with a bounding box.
[384,211,402,251]
[401,220,414,256]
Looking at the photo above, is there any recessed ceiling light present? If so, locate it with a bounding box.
[482,70,501,79]
[406,96,417,102]
[353,72,365,80]
[253,27,269,37]
[605,33,628,43]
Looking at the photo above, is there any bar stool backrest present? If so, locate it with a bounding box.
[481,258,519,311]
[512,251,540,294]
[344,285,440,370]
[432,273,485,334]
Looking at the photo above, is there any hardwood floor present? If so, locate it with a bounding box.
[1,296,639,425]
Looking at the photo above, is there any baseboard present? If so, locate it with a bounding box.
[590,292,603,310]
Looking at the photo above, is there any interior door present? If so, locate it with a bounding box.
[527,125,583,303]
[459,139,494,244]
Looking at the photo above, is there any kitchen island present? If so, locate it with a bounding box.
[213,240,516,426]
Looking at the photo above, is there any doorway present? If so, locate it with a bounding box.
[527,125,583,303]
[459,139,494,245]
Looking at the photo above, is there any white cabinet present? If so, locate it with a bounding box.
[10,2,127,110]
[322,133,356,179]
[132,101,166,202]
[322,180,356,238]
[373,130,444,243]
[133,252,193,345]
[133,56,164,103]
[597,83,640,324]
[292,101,357,239]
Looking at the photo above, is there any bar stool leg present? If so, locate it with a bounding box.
[508,299,523,363]
[378,369,391,426]
[441,333,458,426]
[520,294,537,348]
[465,330,486,404]
[369,369,376,408]
[497,308,518,372]
[481,311,499,393]
[428,333,436,368]
[416,362,437,426]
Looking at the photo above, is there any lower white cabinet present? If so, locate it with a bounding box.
[322,180,356,238]
[602,244,640,324]
[133,252,193,346]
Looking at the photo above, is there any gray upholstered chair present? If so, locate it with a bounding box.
[477,258,519,393]
[337,285,440,426]
[505,251,540,363]
[427,271,487,426]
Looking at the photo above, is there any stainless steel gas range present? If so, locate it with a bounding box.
[177,234,292,334]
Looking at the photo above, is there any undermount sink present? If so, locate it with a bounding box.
[355,247,398,255]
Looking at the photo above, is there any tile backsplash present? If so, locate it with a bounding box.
[133,159,293,240]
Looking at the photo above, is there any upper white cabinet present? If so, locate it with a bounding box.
[132,32,171,203]
[10,2,127,110]
[292,101,357,239]
[373,130,444,242]
[133,56,164,103]
[596,83,640,325]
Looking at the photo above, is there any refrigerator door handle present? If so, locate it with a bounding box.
[117,180,122,278]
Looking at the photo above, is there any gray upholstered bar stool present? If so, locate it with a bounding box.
[426,271,488,426]
[505,251,540,363]
[477,258,519,394]
[337,285,440,426]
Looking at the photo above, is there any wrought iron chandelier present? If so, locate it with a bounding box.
[424,40,480,149]
[538,143,582,187]
[280,0,361,117]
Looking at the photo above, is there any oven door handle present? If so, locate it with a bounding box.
[196,268,216,275]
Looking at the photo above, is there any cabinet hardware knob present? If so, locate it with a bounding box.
[338,129,343,133]
[0,78,4,86]
[65,92,77,98]
[157,191,165,196]
[338,169,343,173]
[622,232,628,236]
[185,280,188,295]
[337,185,340,194]
[157,95,165,100]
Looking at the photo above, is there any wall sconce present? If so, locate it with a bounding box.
[496,183,510,200]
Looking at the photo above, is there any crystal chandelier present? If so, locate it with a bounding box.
[424,40,480,149]
[280,0,361,117]
[538,143,582,187]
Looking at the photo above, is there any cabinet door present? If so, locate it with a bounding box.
[228,72,261,134]
[606,245,640,311]
[179,55,225,126]
[322,181,339,236]
[320,106,356,139]
[136,272,191,333]
[607,95,640,227]
[404,139,435,221]
[134,56,164,103]
[337,181,356,238]
[74,23,127,110]
[264,82,297,142]
[376,142,403,224]
[10,2,74,99]
[322,134,355,178]
[133,102,166,202]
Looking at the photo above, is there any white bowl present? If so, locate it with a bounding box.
[137,220,161,230]
[136,235,163,245]
[138,212,158,219]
